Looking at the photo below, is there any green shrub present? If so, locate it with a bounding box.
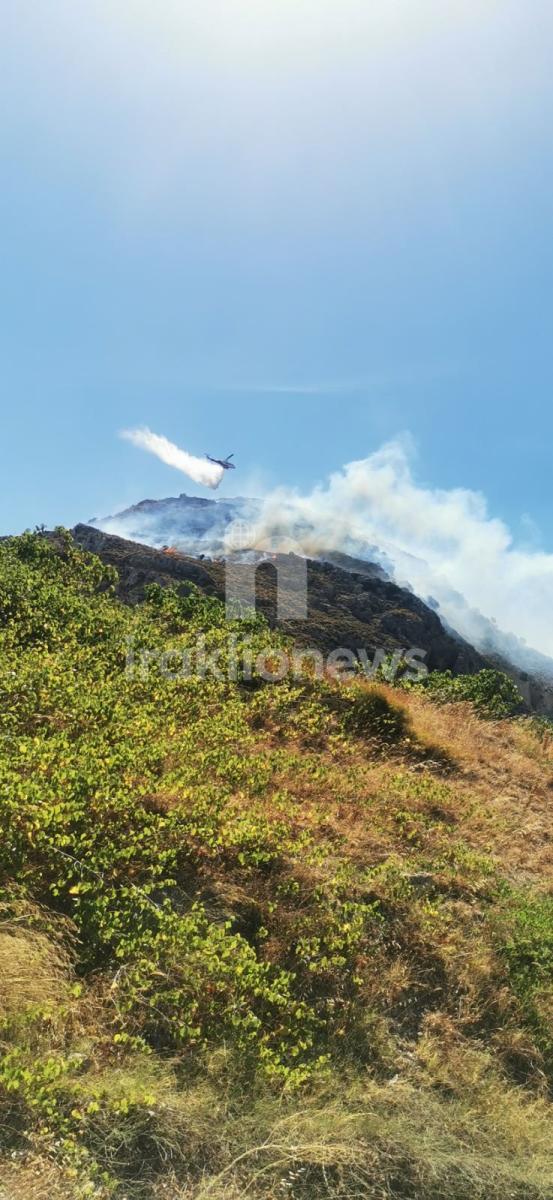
[499,893,553,1060]
[2,530,553,1199]
[412,668,523,718]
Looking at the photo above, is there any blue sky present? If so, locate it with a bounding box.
[1,0,552,542]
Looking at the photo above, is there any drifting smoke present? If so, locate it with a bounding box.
[121,428,224,489]
[241,440,553,665]
[104,435,553,669]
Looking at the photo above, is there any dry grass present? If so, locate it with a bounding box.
[145,1068,553,1200]
[256,687,553,889]
[4,683,553,1198]
[0,1156,104,1200]
[0,924,71,1019]
[403,694,553,882]
[5,1062,553,1200]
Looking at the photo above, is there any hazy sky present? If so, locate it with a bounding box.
[1,1,552,541]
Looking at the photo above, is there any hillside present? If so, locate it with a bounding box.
[74,523,553,714]
[2,530,553,1199]
[87,492,553,713]
[90,492,258,558]
[74,523,487,676]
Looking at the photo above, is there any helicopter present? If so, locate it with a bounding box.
[206,453,236,470]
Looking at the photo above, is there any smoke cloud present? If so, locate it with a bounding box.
[247,440,553,663]
[107,434,553,669]
[121,428,224,489]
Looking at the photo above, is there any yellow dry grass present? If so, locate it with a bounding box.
[0,1156,93,1200]
[260,685,553,889]
[404,692,553,882]
[0,926,70,1019]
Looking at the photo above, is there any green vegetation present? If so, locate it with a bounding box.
[410,666,524,717]
[1,531,553,1198]
[500,893,553,1067]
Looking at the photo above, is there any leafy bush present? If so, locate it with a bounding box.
[2,531,553,1198]
[412,668,523,718]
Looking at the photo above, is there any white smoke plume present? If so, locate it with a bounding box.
[107,433,553,668]
[121,427,224,489]
[247,440,553,662]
